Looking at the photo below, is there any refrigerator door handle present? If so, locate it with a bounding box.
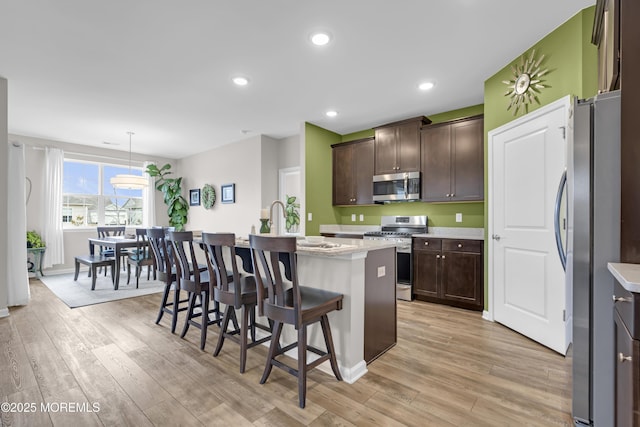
[554,169,567,271]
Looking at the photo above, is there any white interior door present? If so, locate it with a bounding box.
[489,97,570,355]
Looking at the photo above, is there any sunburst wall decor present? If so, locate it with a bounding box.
[503,49,549,115]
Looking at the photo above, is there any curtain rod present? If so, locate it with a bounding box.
[25,144,147,163]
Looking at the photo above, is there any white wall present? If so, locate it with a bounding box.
[179,135,266,236]
[0,77,8,316]
[12,134,173,274]
[278,134,300,169]
[179,134,300,237]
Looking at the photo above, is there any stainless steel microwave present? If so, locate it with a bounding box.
[372,171,420,202]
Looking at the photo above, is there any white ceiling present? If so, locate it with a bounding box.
[1,0,595,159]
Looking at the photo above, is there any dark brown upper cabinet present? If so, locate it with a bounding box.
[374,116,431,175]
[421,115,484,202]
[332,137,374,206]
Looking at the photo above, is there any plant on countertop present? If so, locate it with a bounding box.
[285,195,300,233]
[27,230,44,248]
[145,163,189,231]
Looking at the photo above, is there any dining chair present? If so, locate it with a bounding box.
[96,226,127,274]
[169,230,223,350]
[147,227,188,333]
[249,234,344,408]
[126,228,156,288]
[201,232,271,373]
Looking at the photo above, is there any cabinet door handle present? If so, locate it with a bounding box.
[446,193,450,197]
[451,193,455,197]
[442,255,446,259]
[436,254,440,258]
[619,352,633,363]
[424,242,429,246]
[457,243,463,248]
[613,295,629,303]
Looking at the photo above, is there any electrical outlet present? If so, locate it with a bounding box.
[456,213,462,223]
[377,266,386,277]
[308,212,312,221]
[359,214,364,222]
[351,214,356,222]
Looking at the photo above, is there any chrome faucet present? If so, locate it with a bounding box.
[269,200,286,233]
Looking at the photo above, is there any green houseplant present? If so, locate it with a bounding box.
[285,195,300,233]
[26,230,44,248]
[145,163,189,231]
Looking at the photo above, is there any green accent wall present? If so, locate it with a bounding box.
[482,6,597,310]
[305,122,341,235]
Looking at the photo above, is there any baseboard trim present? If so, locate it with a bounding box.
[482,310,494,322]
[0,307,9,318]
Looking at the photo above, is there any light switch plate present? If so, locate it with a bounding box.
[359,214,364,222]
[456,213,462,223]
[308,212,312,221]
[351,214,356,222]
[377,266,385,277]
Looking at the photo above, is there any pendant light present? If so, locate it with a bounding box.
[110,131,147,189]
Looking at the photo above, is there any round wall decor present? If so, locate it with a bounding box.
[503,49,549,116]
[201,184,216,209]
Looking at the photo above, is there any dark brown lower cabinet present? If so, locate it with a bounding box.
[614,280,640,426]
[413,237,483,311]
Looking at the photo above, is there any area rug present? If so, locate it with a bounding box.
[39,270,166,309]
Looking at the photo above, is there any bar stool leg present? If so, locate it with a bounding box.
[298,325,308,408]
[260,320,283,384]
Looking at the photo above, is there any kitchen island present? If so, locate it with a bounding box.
[234,237,397,383]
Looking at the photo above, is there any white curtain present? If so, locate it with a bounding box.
[7,143,30,306]
[42,147,64,268]
[142,161,156,226]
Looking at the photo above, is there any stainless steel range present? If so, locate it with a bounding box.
[363,215,427,301]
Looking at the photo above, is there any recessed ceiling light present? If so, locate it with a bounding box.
[310,32,331,46]
[232,76,249,86]
[326,110,338,117]
[419,82,435,91]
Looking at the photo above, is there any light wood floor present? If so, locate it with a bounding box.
[0,279,573,426]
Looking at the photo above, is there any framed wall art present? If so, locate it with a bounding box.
[221,183,235,204]
[189,188,201,206]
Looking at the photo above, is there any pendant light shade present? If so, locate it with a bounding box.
[110,131,147,190]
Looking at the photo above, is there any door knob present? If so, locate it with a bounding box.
[613,295,629,303]
[492,234,501,241]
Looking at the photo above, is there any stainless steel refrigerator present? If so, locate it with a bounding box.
[569,90,620,426]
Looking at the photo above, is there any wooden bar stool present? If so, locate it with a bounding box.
[169,230,222,350]
[249,234,344,408]
[147,227,188,334]
[201,232,271,373]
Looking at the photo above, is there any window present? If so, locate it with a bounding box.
[62,159,145,228]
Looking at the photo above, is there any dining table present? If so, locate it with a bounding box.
[88,235,143,290]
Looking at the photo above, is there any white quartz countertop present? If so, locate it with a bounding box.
[235,236,397,257]
[414,227,484,241]
[608,263,640,293]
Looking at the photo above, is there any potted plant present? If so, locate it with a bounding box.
[285,195,300,233]
[26,230,45,248]
[145,163,189,231]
